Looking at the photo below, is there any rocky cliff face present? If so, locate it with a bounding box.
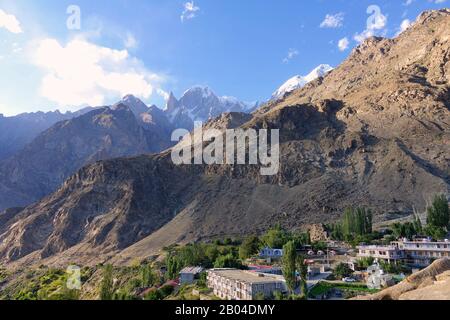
[0,103,174,211]
[0,107,95,160]
[0,9,449,266]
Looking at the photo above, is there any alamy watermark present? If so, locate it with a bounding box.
[171,122,280,176]
[66,265,81,290]
[66,5,81,30]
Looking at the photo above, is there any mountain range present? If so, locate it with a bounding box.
[0,87,257,211]
[0,107,96,161]
[0,9,448,267]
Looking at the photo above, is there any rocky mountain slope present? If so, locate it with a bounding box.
[0,107,95,160]
[0,9,449,266]
[0,102,174,211]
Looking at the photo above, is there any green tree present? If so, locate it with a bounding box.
[427,195,449,229]
[424,225,448,241]
[166,255,181,279]
[333,263,353,280]
[141,264,157,288]
[339,207,373,240]
[99,264,114,300]
[356,257,375,269]
[262,225,290,248]
[297,255,308,299]
[292,232,311,249]
[392,222,419,239]
[214,254,243,269]
[282,241,298,294]
[239,235,261,260]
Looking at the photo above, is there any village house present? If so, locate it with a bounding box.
[179,267,205,285]
[259,247,283,259]
[207,269,287,300]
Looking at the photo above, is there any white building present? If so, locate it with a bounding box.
[358,239,450,267]
[207,269,287,300]
[179,266,204,284]
[357,245,405,263]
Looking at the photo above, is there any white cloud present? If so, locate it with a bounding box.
[31,37,166,109]
[404,0,414,5]
[156,88,170,101]
[0,103,16,116]
[0,9,23,34]
[181,1,200,22]
[338,37,349,51]
[123,33,138,49]
[283,48,299,64]
[320,13,344,28]
[430,0,446,4]
[396,19,412,36]
[354,6,388,43]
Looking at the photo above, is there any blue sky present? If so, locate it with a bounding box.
[0,0,448,116]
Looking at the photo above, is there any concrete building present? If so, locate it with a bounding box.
[207,269,287,300]
[357,245,405,263]
[179,266,204,285]
[358,239,450,267]
[396,239,450,266]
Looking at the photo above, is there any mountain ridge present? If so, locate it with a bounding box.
[0,9,449,267]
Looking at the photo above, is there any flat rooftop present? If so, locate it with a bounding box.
[208,269,284,284]
[180,267,204,274]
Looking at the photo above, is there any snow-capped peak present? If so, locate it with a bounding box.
[304,64,334,83]
[272,64,333,100]
[183,85,215,99]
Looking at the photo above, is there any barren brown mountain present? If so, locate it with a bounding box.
[0,9,448,266]
[0,102,174,211]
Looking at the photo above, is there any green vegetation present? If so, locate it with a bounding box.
[297,253,308,298]
[99,264,114,300]
[309,281,378,299]
[327,207,373,243]
[214,254,243,268]
[425,194,449,240]
[165,242,244,279]
[262,224,291,248]
[282,241,297,294]
[427,194,450,229]
[239,235,261,260]
[392,217,422,239]
[332,263,354,280]
[0,267,86,300]
[355,257,375,270]
[282,240,308,298]
[141,263,158,288]
[144,285,174,300]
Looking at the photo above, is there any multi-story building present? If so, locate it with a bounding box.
[357,245,405,263]
[207,269,287,300]
[357,239,450,267]
[395,240,450,266]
